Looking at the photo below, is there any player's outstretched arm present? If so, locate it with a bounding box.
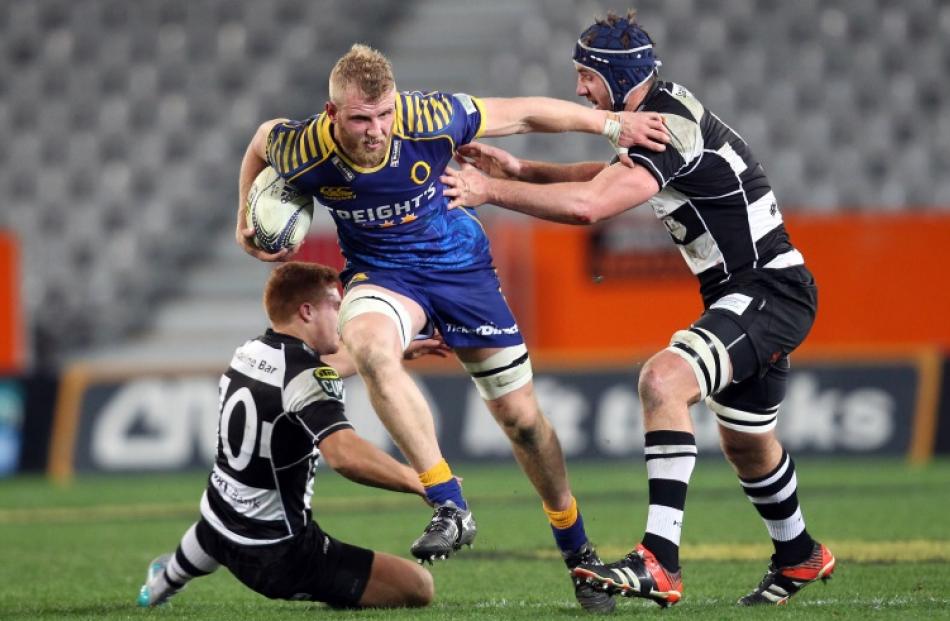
[441,161,660,224]
[457,142,607,184]
[319,428,428,500]
[478,97,668,154]
[236,119,297,262]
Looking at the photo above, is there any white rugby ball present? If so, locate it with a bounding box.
[245,167,314,253]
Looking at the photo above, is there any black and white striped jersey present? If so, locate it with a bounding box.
[626,80,804,301]
[200,329,351,546]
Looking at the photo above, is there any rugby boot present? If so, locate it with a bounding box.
[136,553,180,607]
[572,544,682,607]
[563,542,617,614]
[410,501,477,564]
[738,542,836,605]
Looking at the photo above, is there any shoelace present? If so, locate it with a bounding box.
[755,565,781,590]
[607,550,642,570]
[424,507,458,534]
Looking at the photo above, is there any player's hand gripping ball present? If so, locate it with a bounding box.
[245,167,314,253]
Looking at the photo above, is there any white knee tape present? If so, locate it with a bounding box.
[707,398,779,434]
[666,327,731,400]
[462,344,533,400]
[338,287,414,350]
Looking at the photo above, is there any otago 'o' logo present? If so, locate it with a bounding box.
[410,161,431,185]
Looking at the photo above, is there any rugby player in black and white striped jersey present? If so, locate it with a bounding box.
[443,9,835,609]
[137,262,450,609]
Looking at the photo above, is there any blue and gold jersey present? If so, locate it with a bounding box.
[266,91,490,271]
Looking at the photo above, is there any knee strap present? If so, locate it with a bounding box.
[461,344,533,400]
[707,398,779,434]
[665,327,731,400]
[338,287,414,350]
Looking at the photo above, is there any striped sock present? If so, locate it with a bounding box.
[544,496,589,555]
[641,430,697,573]
[156,523,219,593]
[420,459,467,510]
[739,450,815,567]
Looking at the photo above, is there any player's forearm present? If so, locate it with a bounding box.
[517,159,608,184]
[335,441,425,497]
[483,177,602,225]
[237,139,269,230]
[237,120,284,226]
[481,97,608,137]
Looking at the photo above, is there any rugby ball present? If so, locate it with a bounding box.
[245,167,314,252]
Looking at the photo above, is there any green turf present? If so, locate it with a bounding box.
[1,457,949,620]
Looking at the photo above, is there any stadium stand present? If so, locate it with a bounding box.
[0,0,946,365]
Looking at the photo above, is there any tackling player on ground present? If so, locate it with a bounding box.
[137,262,445,609]
[235,44,669,613]
[443,10,835,608]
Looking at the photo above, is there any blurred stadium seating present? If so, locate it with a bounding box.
[0,0,947,366]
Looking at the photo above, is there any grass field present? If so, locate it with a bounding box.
[2,457,949,620]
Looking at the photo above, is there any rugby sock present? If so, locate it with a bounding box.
[544,496,589,555]
[739,449,815,567]
[155,523,219,594]
[420,459,467,510]
[641,430,697,573]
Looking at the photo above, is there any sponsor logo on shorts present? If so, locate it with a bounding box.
[445,322,520,336]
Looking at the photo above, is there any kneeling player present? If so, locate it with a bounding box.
[137,262,444,609]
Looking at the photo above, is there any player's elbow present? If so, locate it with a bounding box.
[570,194,605,225]
[322,450,357,478]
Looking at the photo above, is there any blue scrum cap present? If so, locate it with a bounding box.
[573,13,660,111]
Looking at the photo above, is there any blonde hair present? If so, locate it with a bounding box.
[329,43,395,104]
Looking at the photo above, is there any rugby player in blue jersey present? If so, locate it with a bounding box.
[235,44,669,613]
[443,9,835,609]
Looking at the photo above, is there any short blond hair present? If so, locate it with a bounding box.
[329,43,395,104]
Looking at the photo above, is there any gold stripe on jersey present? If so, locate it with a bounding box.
[290,130,300,170]
[318,114,333,155]
[400,93,415,135]
[305,120,319,161]
[266,131,282,169]
[284,115,334,182]
[394,94,404,134]
[298,126,309,164]
[419,99,434,133]
[472,96,487,139]
[282,129,297,173]
[431,96,450,129]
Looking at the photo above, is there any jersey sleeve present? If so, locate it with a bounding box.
[265,114,332,180]
[397,91,485,147]
[282,347,352,444]
[626,111,704,189]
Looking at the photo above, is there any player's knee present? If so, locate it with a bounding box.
[638,358,679,413]
[405,565,434,607]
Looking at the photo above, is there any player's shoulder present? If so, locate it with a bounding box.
[396,90,472,138]
[266,112,334,179]
[273,340,345,411]
[645,81,705,123]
